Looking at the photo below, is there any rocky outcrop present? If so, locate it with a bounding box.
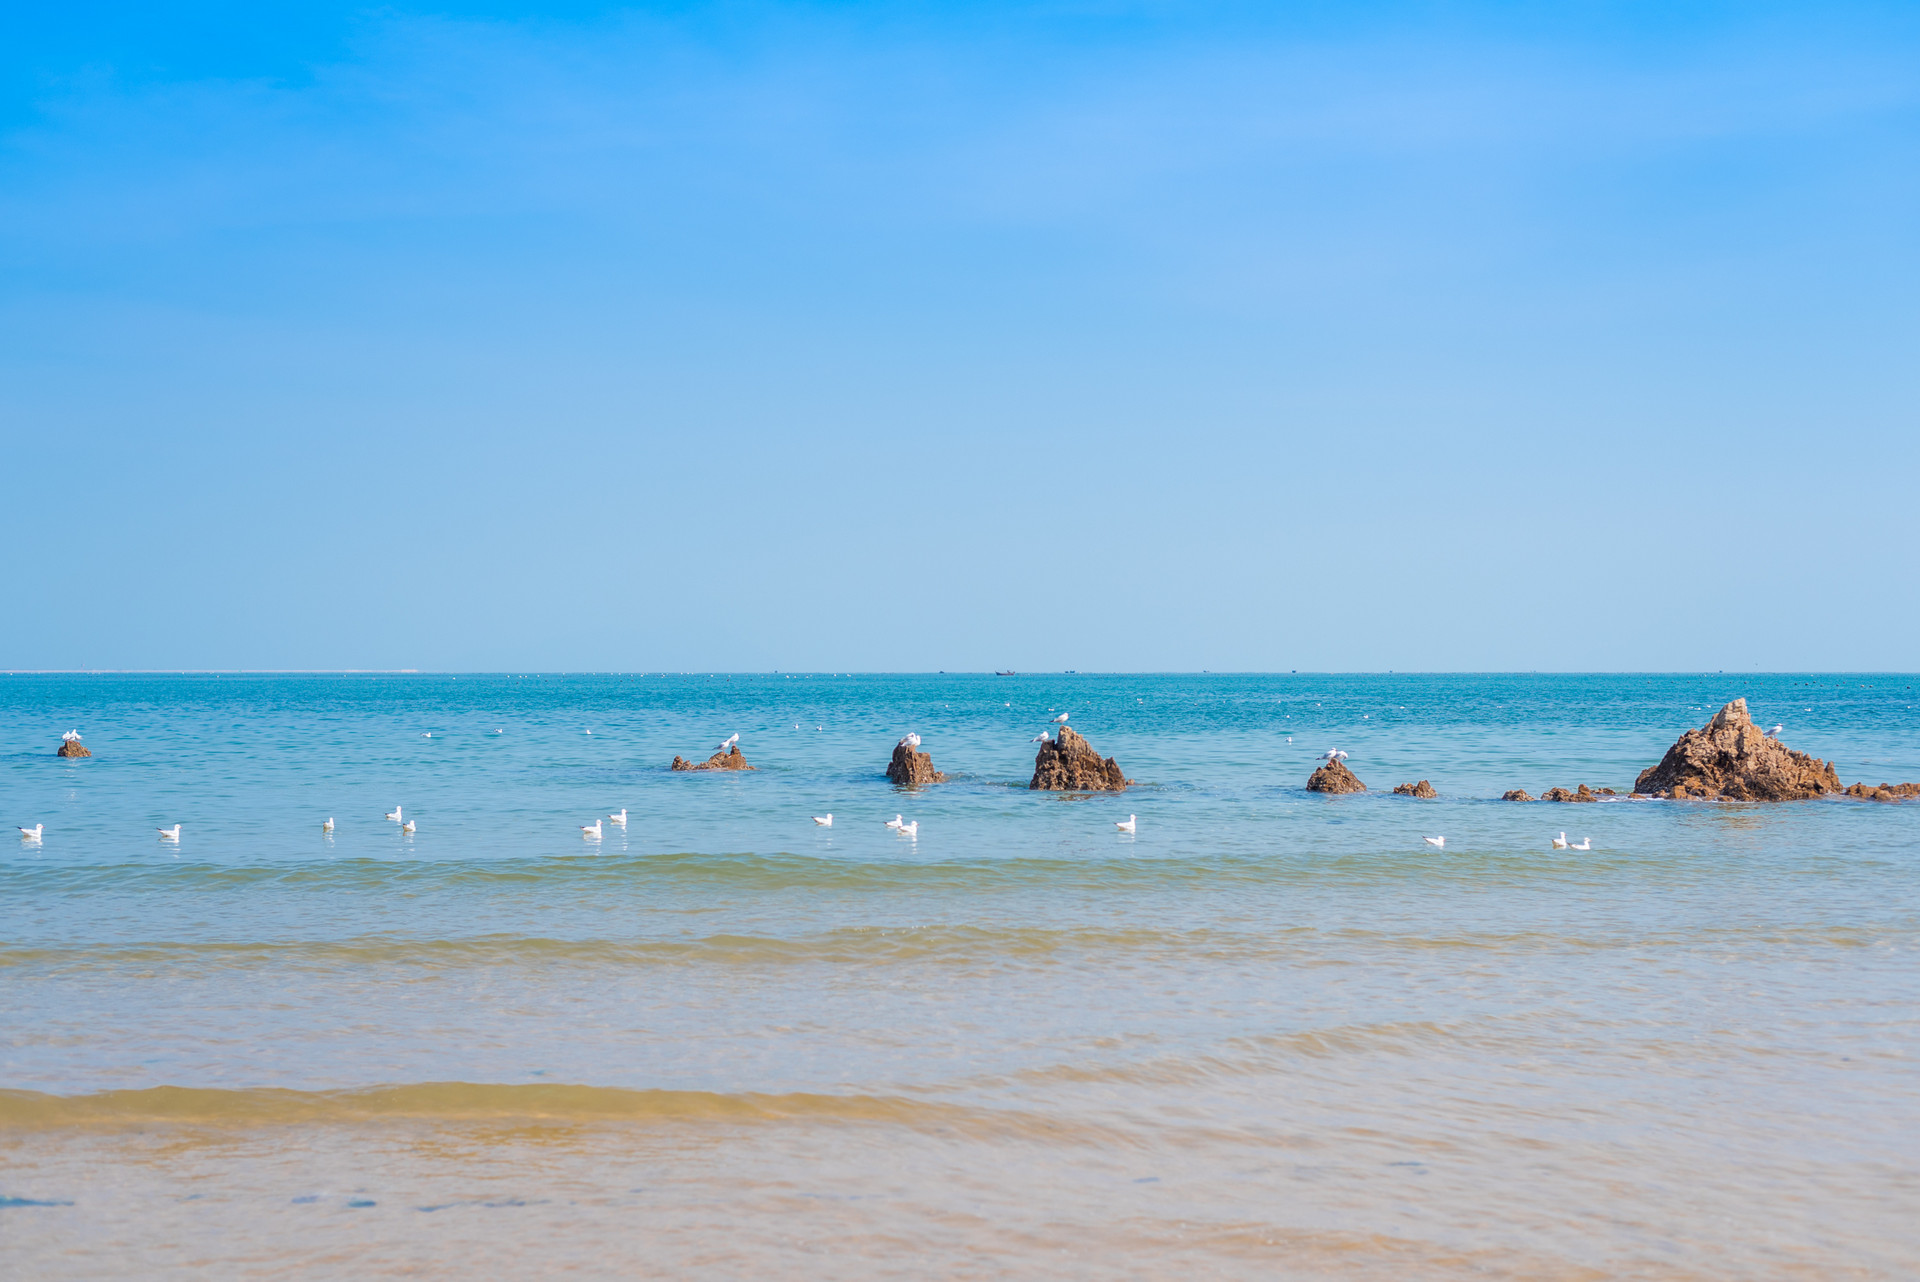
[1635,699,1839,801]
[671,746,754,772]
[1541,785,1600,803]
[1501,789,1535,802]
[1392,780,1436,798]
[887,740,947,786]
[1030,727,1129,791]
[1842,781,1920,802]
[56,740,91,758]
[1306,760,1365,794]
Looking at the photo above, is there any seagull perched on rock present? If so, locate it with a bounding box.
[813,814,833,826]
[1321,749,1348,762]
[1116,815,1136,834]
[608,809,627,826]
[1424,836,1445,847]
[18,824,43,841]
[1766,724,1784,738]
[1051,712,1069,725]
[322,817,335,833]
[385,806,403,822]
[158,824,180,841]
[1552,832,1568,849]
[62,730,81,743]
[718,733,740,753]
[899,733,921,749]
[1030,732,1052,744]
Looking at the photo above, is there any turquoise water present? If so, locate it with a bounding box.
[3,673,1918,1277]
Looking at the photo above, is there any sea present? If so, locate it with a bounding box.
[2,672,1917,1279]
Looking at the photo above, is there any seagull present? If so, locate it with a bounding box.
[608,809,627,826]
[18,824,43,841]
[897,820,918,838]
[1424,836,1445,847]
[1116,815,1136,834]
[61,730,81,743]
[899,733,921,749]
[718,733,740,753]
[1551,832,1568,849]
[1766,724,1784,738]
[1570,837,1592,851]
[581,819,602,838]
[1052,712,1069,724]
[422,732,432,738]
[322,817,335,833]
[1321,749,1348,762]
[402,818,417,834]
[885,814,904,829]
[1030,732,1052,744]
[494,728,504,734]
[385,806,403,822]
[158,824,180,841]
[813,814,833,826]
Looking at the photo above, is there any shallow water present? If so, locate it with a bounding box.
[2,672,1918,1277]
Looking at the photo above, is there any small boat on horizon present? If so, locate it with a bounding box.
[995,670,1016,676]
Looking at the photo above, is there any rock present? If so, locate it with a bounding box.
[1842,781,1920,802]
[1634,698,1840,801]
[887,740,947,786]
[1306,760,1365,794]
[1501,789,1535,802]
[1540,785,1602,803]
[56,740,91,758]
[1030,727,1130,791]
[1392,780,1437,798]
[671,746,755,772]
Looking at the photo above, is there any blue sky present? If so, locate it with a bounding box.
[2,1,1916,671]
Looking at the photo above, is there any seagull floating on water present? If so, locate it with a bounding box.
[1116,814,1136,834]
[158,824,180,841]
[18,824,43,841]
[385,806,403,822]
[813,814,833,826]
[897,820,918,838]
[1570,837,1592,851]
[1051,712,1069,724]
[608,809,627,826]
[402,818,417,834]
[322,817,335,833]
[1424,836,1445,847]
[1551,832,1569,850]
[581,819,602,838]
[885,814,904,830]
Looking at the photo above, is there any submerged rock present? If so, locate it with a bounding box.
[1030,727,1129,791]
[1541,785,1601,803]
[886,739,948,786]
[1842,781,1920,802]
[1392,780,1437,798]
[1501,789,1535,802]
[1306,760,1366,794]
[1635,699,1839,801]
[671,746,754,772]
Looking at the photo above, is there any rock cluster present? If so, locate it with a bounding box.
[1030,727,1130,792]
[1306,760,1366,794]
[1501,789,1535,802]
[1842,781,1920,802]
[886,740,947,786]
[1635,699,1839,801]
[57,740,91,758]
[1541,785,1613,803]
[671,746,754,772]
[1392,780,1436,798]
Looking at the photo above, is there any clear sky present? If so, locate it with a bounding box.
[2,1,1915,672]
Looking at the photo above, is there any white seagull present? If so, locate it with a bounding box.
[1116,814,1137,834]
[813,814,833,826]
[402,818,417,834]
[158,824,181,841]
[1424,836,1445,847]
[899,733,921,749]
[322,817,335,833]
[61,730,82,743]
[1551,832,1569,850]
[385,806,403,822]
[1322,749,1348,762]
[609,809,628,826]
[1052,712,1069,724]
[1030,732,1052,744]
[1570,837,1592,851]
[718,733,740,753]
[18,824,43,841]
[1766,724,1784,737]
[897,820,918,838]
[581,819,602,839]
[885,814,904,830]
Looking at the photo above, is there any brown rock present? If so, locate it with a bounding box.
[1842,781,1920,801]
[1541,786,1599,803]
[57,740,91,758]
[1030,727,1130,791]
[1502,789,1535,802]
[671,746,754,772]
[1634,699,1840,801]
[886,739,947,786]
[1306,760,1366,794]
[1392,780,1437,798]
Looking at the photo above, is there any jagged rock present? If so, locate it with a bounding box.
[1842,781,1920,802]
[671,746,754,772]
[1541,785,1602,803]
[1502,789,1535,802]
[1392,780,1437,798]
[1306,760,1365,794]
[1030,727,1130,791]
[1635,699,1839,801]
[887,740,947,786]
[56,740,91,758]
